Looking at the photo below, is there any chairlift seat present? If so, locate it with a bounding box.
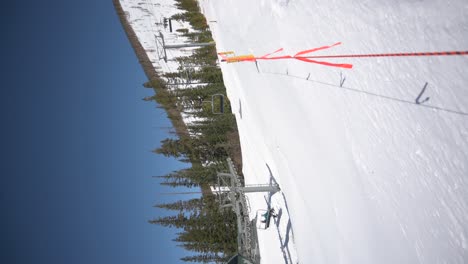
[256,209,272,229]
[211,94,225,114]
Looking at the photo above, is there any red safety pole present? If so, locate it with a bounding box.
[219,42,468,69]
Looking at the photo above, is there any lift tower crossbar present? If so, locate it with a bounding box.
[157,32,216,62]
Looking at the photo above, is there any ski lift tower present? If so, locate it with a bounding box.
[213,158,280,264]
[154,31,216,62]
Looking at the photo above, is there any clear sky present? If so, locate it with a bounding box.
[0,0,197,263]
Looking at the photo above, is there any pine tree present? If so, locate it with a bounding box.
[153,138,188,158]
[154,198,203,212]
[180,253,222,263]
[148,213,187,228]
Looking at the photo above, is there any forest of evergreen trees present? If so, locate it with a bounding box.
[140,0,242,262]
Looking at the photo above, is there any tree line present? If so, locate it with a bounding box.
[144,0,242,262]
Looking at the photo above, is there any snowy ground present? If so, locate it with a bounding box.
[200,0,468,263]
[121,0,194,72]
[122,0,468,263]
[121,0,301,262]
[120,0,209,123]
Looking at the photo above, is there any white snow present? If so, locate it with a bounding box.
[120,0,201,73]
[200,0,468,263]
[120,0,211,127]
[121,0,468,263]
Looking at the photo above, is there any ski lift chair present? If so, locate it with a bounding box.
[203,94,225,114]
[256,209,273,230]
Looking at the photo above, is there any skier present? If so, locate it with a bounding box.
[260,208,276,223]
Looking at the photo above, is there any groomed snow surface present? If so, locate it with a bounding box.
[200,0,468,263]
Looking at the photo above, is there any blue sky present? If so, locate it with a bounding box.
[0,0,197,263]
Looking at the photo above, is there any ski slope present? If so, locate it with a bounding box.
[200,0,468,263]
[120,0,210,124]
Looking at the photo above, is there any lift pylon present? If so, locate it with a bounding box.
[212,158,279,263]
[155,32,216,62]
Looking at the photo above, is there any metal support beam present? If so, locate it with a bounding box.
[214,158,275,263]
[157,32,215,62]
[159,32,168,62]
[164,42,216,49]
[239,185,280,194]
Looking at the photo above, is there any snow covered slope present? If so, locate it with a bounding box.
[120,0,211,124]
[120,0,199,72]
[200,0,468,263]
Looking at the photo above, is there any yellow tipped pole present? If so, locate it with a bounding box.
[224,54,255,63]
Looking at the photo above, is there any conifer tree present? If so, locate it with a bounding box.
[154,198,203,212]
[180,253,222,263]
[148,213,187,228]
